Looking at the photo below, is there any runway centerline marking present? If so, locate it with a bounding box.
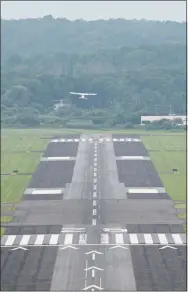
[93,209,97,216]
[92,219,96,226]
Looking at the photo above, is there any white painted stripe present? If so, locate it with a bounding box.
[93,209,97,216]
[99,139,103,142]
[129,234,139,244]
[67,139,72,142]
[118,156,145,160]
[106,138,110,142]
[93,185,97,190]
[92,253,95,260]
[35,235,44,245]
[93,173,97,177]
[20,235,30,246]
[79,234,87,244]
[74,139,79,142]
[93,200,97,206]
[60,139,65,142]
[51,139,58,142]
[82,138,86,142]
[113,138,118,141]
[64,234,73,245]
[158,234,168,245]
[172,234,183,244]
[89,139,93,142]
[92,269,95,278]
[101,234,109,244]
[5,235,16,246]
[120,138,124,141]
[49,234,59,245]
[144,234,153,244]
[94,153,97,157]
[115,234,124,244]
[94,157,97,162]
[128,188,158,194]
[94,162,97,167]
[133,139,141,142]
[92,219,96,226]
[93,178,97,183]
[93,192,97,198]
[126,138,132,142]
[32,189,62,195]
[45,156,71,161]
[94,167,97,172]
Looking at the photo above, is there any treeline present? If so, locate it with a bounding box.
[1,17,186,128]
[1,16,186,61]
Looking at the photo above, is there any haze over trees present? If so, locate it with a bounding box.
[1,16,186,128]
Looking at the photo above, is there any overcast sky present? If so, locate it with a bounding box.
[1,1,186,22]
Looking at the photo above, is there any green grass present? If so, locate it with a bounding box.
[142,135,186,201]
[2,128,185,136]
[1,132,49,203]
[1,216,12,223]
[178,213,187,219]
[175,203,186,209]
[1,228,5,237]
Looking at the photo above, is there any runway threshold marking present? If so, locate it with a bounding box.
[5,235,16,246]
[172,234,184,244]
[35,234,45,245]
[49,234,59,245]
[115,234,124,244]
[20,235,30,246]
[158,234,168,245]
[64,234,73,244]
[79,234,87,245]
[144,234,153,244]
[129,234,139,244]
[2,233,186,246]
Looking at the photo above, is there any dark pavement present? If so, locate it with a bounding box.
[1,134,186,291]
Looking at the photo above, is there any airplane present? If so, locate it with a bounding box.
[69,92,97,100]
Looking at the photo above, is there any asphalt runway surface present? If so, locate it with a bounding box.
[43,142,79,157]
[1,134,186,291]
[116,160,163,187]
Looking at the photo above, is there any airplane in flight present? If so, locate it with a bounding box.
[69,92,97,100]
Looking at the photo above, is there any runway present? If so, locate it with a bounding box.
[1,134,186,291]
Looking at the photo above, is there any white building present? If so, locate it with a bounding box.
[141,115,187,125]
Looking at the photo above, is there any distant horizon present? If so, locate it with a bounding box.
[1,15,186,24]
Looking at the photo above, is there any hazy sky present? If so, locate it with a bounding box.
[1,1,186,22]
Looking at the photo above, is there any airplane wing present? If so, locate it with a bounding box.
[84,93,97,96]
[69,92,83,95]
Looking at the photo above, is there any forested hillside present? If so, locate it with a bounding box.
[1,16,186,128]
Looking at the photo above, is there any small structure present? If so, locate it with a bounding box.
[141,115,187,125]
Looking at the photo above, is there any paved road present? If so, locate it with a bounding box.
[1,134,186,291]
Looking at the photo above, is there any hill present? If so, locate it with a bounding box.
[1,17,186,128]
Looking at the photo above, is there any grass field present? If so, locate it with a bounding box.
[142,135,186,230]
[1,133,49,203]
[1,128,186,234]
[142,135,186,201]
